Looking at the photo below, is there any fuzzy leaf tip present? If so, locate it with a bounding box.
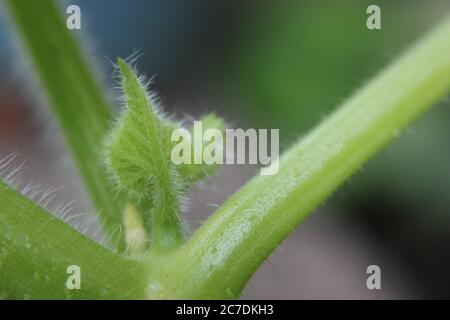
[103,58,225,252]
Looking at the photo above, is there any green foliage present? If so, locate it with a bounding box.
[104,59,224,252]
[151,15,450,298]
[5,0,126,250]
[0,181,148,299]
[1,0,450,299]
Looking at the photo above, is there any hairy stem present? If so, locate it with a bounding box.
[149,15,450,299]
[3,0,450,301]
[0,181,148,299]
[5,0,125,250]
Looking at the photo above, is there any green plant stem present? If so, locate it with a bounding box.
[146,15,450,299]
[3,0,450,300]
[123,202,148,253]
[5,0,125,250]
[0,181,148,299]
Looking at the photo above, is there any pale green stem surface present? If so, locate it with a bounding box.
[5,0,126,250]
[0,181,148,299]
[124,203,148,253]
[145,15,450,299]
[2,0,450,300]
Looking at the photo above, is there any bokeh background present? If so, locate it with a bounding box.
[1,0,450,299]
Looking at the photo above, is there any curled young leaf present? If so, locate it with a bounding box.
[104,58,224,252]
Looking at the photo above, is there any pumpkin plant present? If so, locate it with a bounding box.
[1,0,450,299]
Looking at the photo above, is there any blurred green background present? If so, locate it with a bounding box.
[1,0,450,298]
